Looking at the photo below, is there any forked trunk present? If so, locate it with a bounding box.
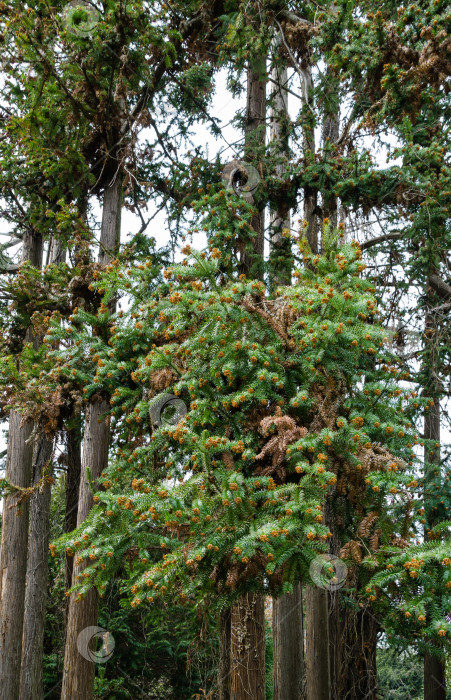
[0,230,42,697]
[19,222,69,698]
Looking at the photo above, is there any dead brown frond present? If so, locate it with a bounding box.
[254,406,307,480]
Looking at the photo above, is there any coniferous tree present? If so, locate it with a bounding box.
[0,2,449,697]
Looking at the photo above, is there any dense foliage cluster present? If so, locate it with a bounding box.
[0,0,450,695]
[44,237,425,617]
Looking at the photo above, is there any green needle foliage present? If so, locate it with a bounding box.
[48,231,423,622]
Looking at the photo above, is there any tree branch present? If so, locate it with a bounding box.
[428,274,451,300]
[360,231,404,251]
[277,10,312,26]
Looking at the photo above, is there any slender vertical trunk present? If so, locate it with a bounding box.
[61,398,110,699]
[227,35,268,699]
[424,652,446,700]
[332,599,378,699]
[65,415,82,592]
[218,608,231,700]
[98,177,122,266]
[0,412,34,698]
[305,585,330,700]
[61,176,122,700]
[301,63,331,700]
[269,48,304,699]
[19,434,54,699]
[273,584,304,700]
[302,66,318,254]
[269,54,291,287]
[242,56,266,278]
[230,593,266,700]
[321,70,339,231]
[0,230,42,698]
[19,233,70,697]
[48,235,67,265]
[423,277,446,700]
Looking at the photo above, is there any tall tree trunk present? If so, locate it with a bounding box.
[218,608,231,700]
[423,278,446,700]
[19,226,69,698]
[242,56,266,278]
[230,593,266,700]
[0,412,34,698]
[19,434,54,699]
[302,66,318,254]
[0,230,42,698]
[424,652,446,700]
[269,48,304,700]
[273,584,304,700]
[61,397,110,699]
[227,40,268,699]
[61,176,122,700]
[301,63,331,700]
[332,596,378,699]
[269,54,291,287]
[305,585,330,700]
[65,415,82,592]
[321,69,339,231]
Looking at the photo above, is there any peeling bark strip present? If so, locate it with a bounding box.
[230,593,266,700]
[273,584,304,700]
[20,434,54,699]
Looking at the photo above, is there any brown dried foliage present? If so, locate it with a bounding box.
[254,406,307,480]
[150,367,177,392]
[339,540,363,564]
